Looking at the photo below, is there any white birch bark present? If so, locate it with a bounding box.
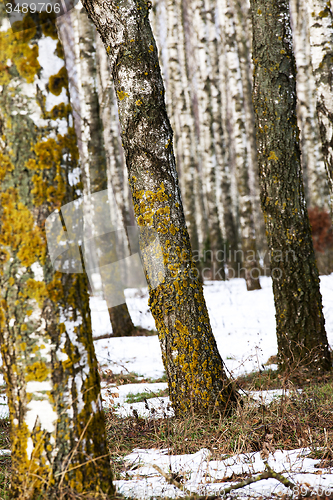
[59,6,138,335]
[289,0,330,210]
[0,12,113,496]
[306,0,333,214]
[185,0,225,276]
[165,0,200,254]
[218,0,261,289]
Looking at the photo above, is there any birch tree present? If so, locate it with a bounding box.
[58,7,141,337]
[81,0,238,416]
[289,0,329,210]
[165,0,200,256]
[250,0,331,373]
[218,0,261,290]
[305,0,333,215]
[0,10,113,497]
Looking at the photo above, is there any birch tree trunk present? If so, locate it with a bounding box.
[305,0,333,216]
[188,0,226,279]
[250,0,331,373]
[231,0,268,265]
[82,0,238,416]
[165,0,199,257]
[59,6,138,337]
[289,0,329,210]
[218,0,261,290]
[0,11,113,498]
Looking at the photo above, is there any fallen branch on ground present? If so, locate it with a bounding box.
[149,460,296,498]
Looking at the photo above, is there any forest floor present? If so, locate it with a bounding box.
[0,275,333,498]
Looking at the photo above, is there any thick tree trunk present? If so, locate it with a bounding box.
[289,0,329,210]
[0,12,113,498]
[305,0,333,216]
[250,0,331,373]
[82,0,238,416]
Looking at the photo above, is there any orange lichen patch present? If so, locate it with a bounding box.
[25,360,49,382]
[25,279,47,307]
[0,153,14,181]
[29,138,62,169]
[117,90,129,100]
[14,44,40,84]
[40,12,58,39]
[0,15,40,85]
[49,103,71,120]
[0,193,44,267]
[49,66,68,96]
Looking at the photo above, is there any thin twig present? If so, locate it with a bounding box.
[150,461,296,499]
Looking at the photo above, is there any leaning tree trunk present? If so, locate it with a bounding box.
[250,0,331,373]
[289,0,329,210]
[59,6,137,337]
[0,11,113,498]
[82,0,238,416]
[305,0,333,216]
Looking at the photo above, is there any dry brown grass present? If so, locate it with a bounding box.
[1,372,333,498]
[104,377,333,482]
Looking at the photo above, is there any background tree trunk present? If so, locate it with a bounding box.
[219,0,261,290]
[289,0,330,211]
[250,0,331,373]
[59,6,137,337]
[82,0,238,416]
[305,0,333,217]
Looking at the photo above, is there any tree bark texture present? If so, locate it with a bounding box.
[81,0,237,416]
[165,0,200,256]
[250,0,331,373]
[305,0,333,216]
[218,0,261,290]
[0,11,113,498]
[289,0,329,210]
[59,7,137,337]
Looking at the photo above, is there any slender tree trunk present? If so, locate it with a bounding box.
[231,0,268,266]
[82,0,238,416]
[165,0,199,256]
[250,0,331,373]
[305,0,333,216]
[60,6,137,337]
[188,0,225,279]
[0,12,113,497]
[289,0,330,210]
[218,0,261,290]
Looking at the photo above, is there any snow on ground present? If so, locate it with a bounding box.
[115,447,333,499]
[93,275,333,379]
[1,275,333,497]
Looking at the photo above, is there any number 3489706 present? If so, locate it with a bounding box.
[6,2,61,13]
